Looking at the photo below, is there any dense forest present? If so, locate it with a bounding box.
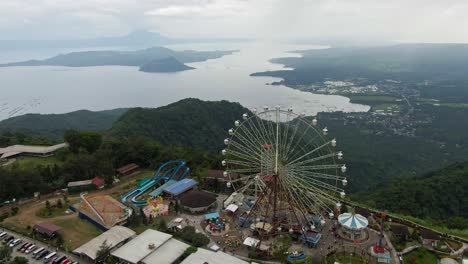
[355,161,468,229]
[109,98,249,153]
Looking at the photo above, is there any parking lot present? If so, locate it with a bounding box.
[1,228,82,264]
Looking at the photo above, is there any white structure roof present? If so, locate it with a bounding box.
[111,229,172,264]
[243,237,260,247]
[0,143,67,159]
[67,180,93,187]
[441,258,458,264]
[73,226,135,261]
[226,204,239,213]
[181,248,248,264]
[141,238,189,264]
[338,213,369,230]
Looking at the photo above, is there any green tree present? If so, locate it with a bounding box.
[272,235,292,262]
[96,240,111,262]
[45,200,52,215]
[57,199,63,209]
[64,129,81,153]
[10,256,29,264]
[0,244,12,263]
[158,218,167,232]
[11,206,19,216]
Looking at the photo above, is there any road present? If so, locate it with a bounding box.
[1,227,83,264]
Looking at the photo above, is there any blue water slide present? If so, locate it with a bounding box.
[122,160,189,207]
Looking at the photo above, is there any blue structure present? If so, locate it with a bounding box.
[302,230,321,248]
[287,252,307,263]
[163,178,198,196]
[121,160,190,207]
[149,179,177,198]
[204,212,220,220]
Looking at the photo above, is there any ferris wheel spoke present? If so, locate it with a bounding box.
[227,149,262,164]
[287,152,337,167]
[288,167,345,181]
[228,138,262,159]
[288,171,344,193]
[227,167,262,173]
[238,120,268,151]
[284,122,314,163]
[287,140,335,166]
[292,164,343,171]
[226,159,260,168]
[287,173,342,202]
[231,131,266,158]
[281,176,324,218]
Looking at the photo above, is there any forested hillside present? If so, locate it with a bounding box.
[109,98,249,153]
[355,161,468,227]
[0,108,127,139]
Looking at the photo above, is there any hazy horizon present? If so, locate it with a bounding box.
[1,0,468,44]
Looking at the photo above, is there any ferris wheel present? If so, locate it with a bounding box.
[222,106,347,235]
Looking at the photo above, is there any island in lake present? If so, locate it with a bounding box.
[0,46,236,73]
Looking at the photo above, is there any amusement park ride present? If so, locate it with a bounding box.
[222,106,348,249]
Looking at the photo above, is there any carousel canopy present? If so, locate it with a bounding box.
[338,213,368,230]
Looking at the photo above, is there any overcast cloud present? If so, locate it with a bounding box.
[0,0,467,43]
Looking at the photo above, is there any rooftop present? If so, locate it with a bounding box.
[180,248,248,264]
[390,225,410,236]
[67,179,93,188]
[73,226,135,261]
[421,229,440,240]
[163,178,198,196]
[149,179,177,198]
[33,222,61,236]
[117,163,139,174]
[0,143,67,159]
[141,238,189,264]
[111,229,172,264]
[180,190,217,208]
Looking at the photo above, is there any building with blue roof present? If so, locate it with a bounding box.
[163,178,198,197]
[149,180,177,198]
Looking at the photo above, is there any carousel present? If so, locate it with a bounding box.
[338,212,369,241]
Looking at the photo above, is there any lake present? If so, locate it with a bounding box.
[0,42,370,120]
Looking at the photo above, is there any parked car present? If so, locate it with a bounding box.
[3,235,14,243]
[25,244,36,254]
[17,242,30,251]
[0,232,7,238]
[60,257,69,264]
[33,247,45,257]
[43,251,56,263]
[46,256,58,264]
[20,243,32,252]
[37,250,50,260]
[9,238,22,248]
[53,255,66,264]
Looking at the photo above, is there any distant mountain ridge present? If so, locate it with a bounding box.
[0,108,127,139]
[0,46,235,73]
[0,30,251,51]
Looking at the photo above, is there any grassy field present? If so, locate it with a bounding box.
[53,217,102,250]
[403,248,439,264]
[10,156,63,170]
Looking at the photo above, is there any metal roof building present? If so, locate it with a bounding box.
[163,178,198,196]
[181,248,248,264]
[149,179,177,198]
[0,143,67,159]
[111,229,190,264]
[73,226,135,262]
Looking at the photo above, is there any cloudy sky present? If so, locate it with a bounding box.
[1,0,467,43]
